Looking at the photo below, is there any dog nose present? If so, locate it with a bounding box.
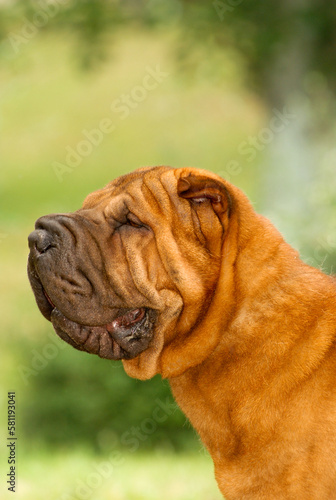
[28,229,54,254]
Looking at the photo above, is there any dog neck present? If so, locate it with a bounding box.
[169,212,336,498]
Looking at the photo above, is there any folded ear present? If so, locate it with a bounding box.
[177,174,232,218]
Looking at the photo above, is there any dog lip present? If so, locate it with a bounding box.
[43,289,56,309]
[27,259,125,326]
[28,256,155,359]
[27,257,54,321]
[106,308,146,332]
[50,307,155,360]
[50,308,131,360]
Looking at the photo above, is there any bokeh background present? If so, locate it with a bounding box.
[1,1,336,499]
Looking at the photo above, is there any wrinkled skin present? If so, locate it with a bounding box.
[28,166,229,378]
[28,166,336,499]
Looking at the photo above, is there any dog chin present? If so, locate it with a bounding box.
[50,307,156,360]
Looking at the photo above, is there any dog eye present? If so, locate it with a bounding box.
[125,214,143,228]
[191,197,208,204]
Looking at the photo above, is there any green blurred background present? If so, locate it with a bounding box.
[1,1,336,499]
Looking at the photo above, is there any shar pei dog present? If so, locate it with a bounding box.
[28,166,336,499]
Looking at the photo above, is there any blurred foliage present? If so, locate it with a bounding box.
[1,0,336,100]
[18,336,193,452]
[177,1,336,101]
[0,0,124,69]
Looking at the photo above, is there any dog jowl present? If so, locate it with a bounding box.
[28,166,336,500]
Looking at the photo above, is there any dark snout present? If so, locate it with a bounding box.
[27,212,122,326]
[28,227,54,255]
[27,211,156,361]
[28,215,61,258]
[27,215,74,322]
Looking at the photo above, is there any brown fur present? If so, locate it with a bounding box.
[124,168,336,499]
[29,167,336,499]
[168,180,336,499]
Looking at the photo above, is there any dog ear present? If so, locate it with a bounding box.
[177,174,232,217]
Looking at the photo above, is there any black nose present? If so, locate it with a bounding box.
[28,229,54,254]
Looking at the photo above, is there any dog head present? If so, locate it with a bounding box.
[28,166,239,379]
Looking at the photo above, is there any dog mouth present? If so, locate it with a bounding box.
[50,305,154,360]
[28,262,156,360]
